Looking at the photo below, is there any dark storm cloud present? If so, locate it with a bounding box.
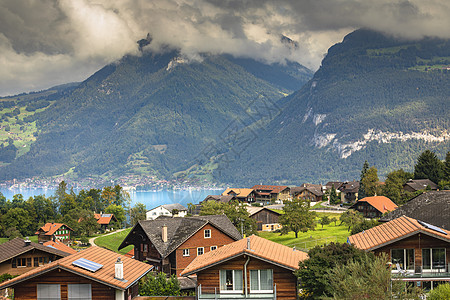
[1,0,449,96]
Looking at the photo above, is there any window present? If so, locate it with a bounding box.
[27,257,32,267]
[422,248,446,270]
[211,246,217,251]
[37,284,61,300]
[183,249,190,256]
[220,270,243,292]
[204,229,211,238]
[14,258,27,268]
[143,244,148,252]
[34,257,39,267]
[391,249,414,271]
[68,284,91,300]
[197,247,204,256]
[250,269,273,292]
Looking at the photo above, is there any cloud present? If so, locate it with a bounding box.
[1,0,450,96]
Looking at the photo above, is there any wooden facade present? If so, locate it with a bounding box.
[249,208,281,231]
[352,201,383,218]
[0,249,62,276]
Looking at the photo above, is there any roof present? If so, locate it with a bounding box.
[94,214,118,225]
[339,181,359,193]
[350,196,398,214]
[0,246,152,291]
[251,185,289,194]
[119,215,242,258]
[325,182,344,189]
[43,241,78,255]
[202,195,236,203]
[36,223,73,236]
[379,191,450,229]
[181,235,307,276]
[348,215,450,251]
[0,237,71,264]
[403,179,438,191]
[290,185,323,197]
[161,203,188,212]
[222,188,254,197]
[245,206,281,217]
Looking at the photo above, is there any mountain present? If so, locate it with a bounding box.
[0,49,312,180]
[214,29,450,185]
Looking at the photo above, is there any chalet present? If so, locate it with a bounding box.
[251,185,291,204]
[35,223,73,245]
[118,215,242,276]
[221,188,256,203]
[94,213,118,229]
[146,203,188,220]
[380,191,450,230]
[403,179,438,193]
[325,181,344,191]
[348,215,450,291]
[202,195,237,204]
[290,184,324,202]
[0,246,152,300]
[338,181,359,203]
[349,196,398,218]
[0,237,70,276]
[180,235,308,300]
[246,206,282,232]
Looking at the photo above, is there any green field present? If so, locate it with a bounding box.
[0,235,38,245]
[94,228,133,255]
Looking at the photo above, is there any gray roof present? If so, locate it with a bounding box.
[0,237,71,264]
[379,191,450,230]
[122,215,241,258]
[202,195,236,203]
[161,203,188,212]
[403,179,438,191]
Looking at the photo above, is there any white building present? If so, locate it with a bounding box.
[146,203,188,220]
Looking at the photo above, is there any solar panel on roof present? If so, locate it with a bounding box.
[418,220,447,235]
[72,258,103,272]
[102,214,111,217]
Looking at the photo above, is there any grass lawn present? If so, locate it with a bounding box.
[0,235,38,245]
[94,228,133,255]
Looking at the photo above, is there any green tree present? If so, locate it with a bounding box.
[427,283,450,300]
[444,151,450,181]
[358,160,369,199]
[139,272,180,296]
[129,202,147,226]
[328,185,340,204]
[382,169,414,205]
[279,198,316,238]
[296,242,369,298]
[330,217,337,226]
[105,204,126,227]
[361,166,379,197]
[340,210,364,232]
[2,208,32,236]
[414,150,444,184]
[350,219,379,235]
[319,216,331,229]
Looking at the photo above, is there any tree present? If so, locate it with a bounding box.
[382,169,414,205]
[296,242,369,298]
[427,283,450,300]
[279,198,316,238]
[358,160,369,199]
[129,202,147,226]
[339,210,364,232]
[350,219,379,235]
[328,185,340,205]
[139,272,180,296]
[318,216,331,229]
[105,204,126,226]
[414,150,444,184]
[330,217,337,226]
[2,208,32,236]
[361,166,379,196]
[444,151,450,181]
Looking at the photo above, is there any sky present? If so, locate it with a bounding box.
[1,0,450,96]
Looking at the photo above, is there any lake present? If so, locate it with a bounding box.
[0,188,222,209]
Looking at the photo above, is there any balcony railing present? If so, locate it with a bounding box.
[197,284,276,299]
[392,263,450,279]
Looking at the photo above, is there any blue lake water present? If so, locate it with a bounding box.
[0,188,221,209]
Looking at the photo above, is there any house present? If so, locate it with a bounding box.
[349,196,398,218]
[0,246,153,300]
[246,206,282,231]
[338,181,359,203]
[94,213,119,229]
[403,179,438,193]
[348,215,450,290]
[180,234,308,300]
[0,237,71,276]
[35,223,73,245]
[380,191,450,230]
[290,185,324,202]
[221,188,256,203]
[43,240,77,255]
[251,185,291,204]
[146,203,188,220]
[118,215,242,276]
[325,181,344,191]
[202,195,237,204]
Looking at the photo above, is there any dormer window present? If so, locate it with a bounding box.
[204,229,211,238]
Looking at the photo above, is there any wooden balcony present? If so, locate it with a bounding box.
[392,263,450,280]
[197,284,276,299]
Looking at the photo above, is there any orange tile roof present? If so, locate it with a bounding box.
[43,241,77,255]
[251,185,289,194]
[36,223,73,236]
[355,196,398,214]
[181,235,307,276]
[348,215,450,251]
[222,188,254,197]
[94,213,117,225]
[0,246,152,291]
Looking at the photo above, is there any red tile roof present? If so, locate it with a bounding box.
[43,240,77,255]
[36,223,73,236]
[348,215,450,251]
[181,235,307,276]
[0,246,152,291]
[94,213,117,225]
[222,188,254,197]
[353,196,398,214]
[251,185,289,194]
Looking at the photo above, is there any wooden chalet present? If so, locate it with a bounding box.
[348,215,450,291]
[118,215,242,277]
[0,237,70,276]
[290,184,324,202]
[251,185,291,204]
[181,235,308,300]
[349,196,398,218]
[35,223,73,245]
[403,179,439,193]
[221,188,256,203]
[94,213,119,230]
[246,206,281,231]
[202,195,237,204]
[380,191,450,230]
[0,246,152,300]
[338,181,359,203]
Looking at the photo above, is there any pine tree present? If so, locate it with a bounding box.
[414,150,444,184]
[444,151,450,181]
[358,161,369,199]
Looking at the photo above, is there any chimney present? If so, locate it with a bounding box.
[247,237,251,250]
[24,237,31,246]
[162,225,168,243]
[115,258,124,280]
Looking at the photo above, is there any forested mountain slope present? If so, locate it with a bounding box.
[215,29,450,185]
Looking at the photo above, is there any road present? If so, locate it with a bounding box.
[88,228,127,246]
